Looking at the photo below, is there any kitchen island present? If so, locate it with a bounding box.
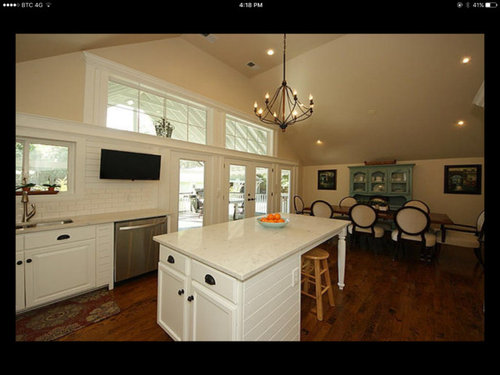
[153,213,348,341]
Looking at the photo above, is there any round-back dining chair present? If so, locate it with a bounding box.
[310,200,333,218]
[347,203,385,252]
[403,200,430,214]
[391,206,436,262]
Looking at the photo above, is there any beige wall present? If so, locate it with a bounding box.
[15,37,299,161]
[300,157,484,225]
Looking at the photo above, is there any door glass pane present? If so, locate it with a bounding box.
[178,160,204,231]
[280,169,291,213]
[255,167,268,216]
[229,165,246,221]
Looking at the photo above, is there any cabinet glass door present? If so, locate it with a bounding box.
[370,170,386,193]
[352,171,367,192]
[390,170,408,193]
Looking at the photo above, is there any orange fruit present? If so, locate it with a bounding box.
[274,213,281,220]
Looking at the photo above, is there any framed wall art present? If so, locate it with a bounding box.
[318,169,337,190]
[444,164,482,194]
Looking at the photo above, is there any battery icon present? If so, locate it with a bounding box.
[486,2,498,7]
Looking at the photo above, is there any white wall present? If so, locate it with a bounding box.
[300,157,484,226]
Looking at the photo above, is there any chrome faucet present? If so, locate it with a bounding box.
[21,190,36,222]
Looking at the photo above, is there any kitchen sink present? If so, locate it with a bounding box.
[16,218,73,230]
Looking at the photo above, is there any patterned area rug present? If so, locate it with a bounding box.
[16,288,120,341]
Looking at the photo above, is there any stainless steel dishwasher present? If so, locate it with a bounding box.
[114,216,167,282]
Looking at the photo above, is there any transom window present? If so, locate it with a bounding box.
[225,115,270,155]
[107,80,207,145]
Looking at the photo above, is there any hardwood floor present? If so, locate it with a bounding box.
[57,235,485,341]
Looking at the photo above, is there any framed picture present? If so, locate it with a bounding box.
[318,169,337,190]
[444,164,482,194]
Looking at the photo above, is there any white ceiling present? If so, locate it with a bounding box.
[15,33,484,165]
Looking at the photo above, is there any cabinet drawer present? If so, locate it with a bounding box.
[159,245,188,275]
[191,260,238,304]
[24,226,96,250]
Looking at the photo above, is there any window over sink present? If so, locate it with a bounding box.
[16,137,74,193]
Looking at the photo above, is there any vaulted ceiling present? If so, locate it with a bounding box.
[15,33,484,165]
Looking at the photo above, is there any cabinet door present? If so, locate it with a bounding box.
[351,169,367,193]
[157,263,188,341]
[16,252,25,312]
[190,281,237,341]
[369,169,387,193]
[389,168,409,193]
[24,239,96,308]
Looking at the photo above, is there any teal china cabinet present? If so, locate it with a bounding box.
[348,164,415,210]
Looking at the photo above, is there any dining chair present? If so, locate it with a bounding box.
[310,200,334,218]
[293,195,311,215]
[333,196,357,220]
[347,203,385,252]
[436,210,485,265]
[391,206,437,263]
[403,199,430,214]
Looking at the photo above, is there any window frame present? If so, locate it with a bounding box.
[16,136,75,194]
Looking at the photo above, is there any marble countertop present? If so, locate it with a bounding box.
[16,208,172,234]
[153,214,348,281]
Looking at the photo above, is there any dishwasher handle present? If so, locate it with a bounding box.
[118,220,167,231]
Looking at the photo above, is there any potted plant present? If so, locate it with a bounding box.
[43,177,61,192]
[154,117,175,138]
[16,177,35,192]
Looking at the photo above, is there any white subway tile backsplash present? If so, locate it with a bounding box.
[16,140,161,221]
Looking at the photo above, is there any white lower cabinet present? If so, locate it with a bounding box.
[16,223,113,312]
[190,281,237,341]
[157,244,302,341]
[157,246,239,341]
[24,239,96,308]
[157,262,188,341]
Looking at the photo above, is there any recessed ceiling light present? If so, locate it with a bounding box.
[266,49,274,56]
[461,56,471,64]
[456,120,466,127]
[126,100,134,105]
[316,140,323,145]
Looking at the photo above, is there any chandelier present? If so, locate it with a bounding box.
[253,33,314,132]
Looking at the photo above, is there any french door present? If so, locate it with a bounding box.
[225,159,273,221]
[171,152,210,232]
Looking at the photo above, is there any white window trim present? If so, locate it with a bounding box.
[83,51,276,157]
[16,136,76,195]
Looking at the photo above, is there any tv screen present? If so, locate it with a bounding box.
[99,149,161,180]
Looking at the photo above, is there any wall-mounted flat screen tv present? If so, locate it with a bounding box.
[99,149,161,180]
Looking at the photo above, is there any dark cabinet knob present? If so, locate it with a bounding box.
[204,274,216,285]
[167,255,175,264]
[178,289,184,295]
[187,295,194,302]
[26,259,32,263]
[16,260,23,265]
[57,234,70,240]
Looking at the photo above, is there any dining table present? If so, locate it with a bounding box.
[330,205,454,241]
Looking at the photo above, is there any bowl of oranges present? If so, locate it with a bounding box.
[257,213,289,228]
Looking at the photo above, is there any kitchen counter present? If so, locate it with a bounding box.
[154,213,348,283]
[154,213,348,341]
[16,208,171,234]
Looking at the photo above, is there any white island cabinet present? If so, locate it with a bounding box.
[154,214,348,341]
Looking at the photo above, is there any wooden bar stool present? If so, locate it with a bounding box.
[301,248,335,321]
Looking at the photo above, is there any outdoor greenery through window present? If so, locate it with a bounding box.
[16,138,71,192]
[225,115,269,155]
[107,80,207,144]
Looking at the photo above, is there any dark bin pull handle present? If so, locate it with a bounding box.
[167,255,175,264]
[57,234,70,240]
[205,274,216,285]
